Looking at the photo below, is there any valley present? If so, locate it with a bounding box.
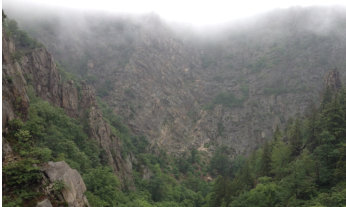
[2,5,346,207]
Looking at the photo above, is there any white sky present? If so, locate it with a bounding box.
[4,0,346,26]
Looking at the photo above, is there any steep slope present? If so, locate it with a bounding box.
[2,24,91,206]
[2,18,133,196]
[12,13,208,153]
[193,7,346,153]
[206,70,346,207]
[2,21,215,207]
[6,6,346,155]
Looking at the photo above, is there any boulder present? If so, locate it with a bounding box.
[36,199,53,207]
[43,161,89,207]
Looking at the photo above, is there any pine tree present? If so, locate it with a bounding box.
[260,141,272,177]
[288,119,303,158]
[273,126,282,142]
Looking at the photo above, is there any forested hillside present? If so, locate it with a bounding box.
[206,70,346,207]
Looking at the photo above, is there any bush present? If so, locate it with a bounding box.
[3,159,41,189]
[83,167,121,206]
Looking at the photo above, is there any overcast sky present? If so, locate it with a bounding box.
[3,0,346,26]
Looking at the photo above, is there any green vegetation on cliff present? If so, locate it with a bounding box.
[3,10,346,207]
[206,86,346,207]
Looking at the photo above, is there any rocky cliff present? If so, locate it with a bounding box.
[10,7,346,156]
[2,30,30,128]
[4,7,346,157]
[2,25,133,199]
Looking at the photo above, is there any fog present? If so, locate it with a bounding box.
[3,0,346,28]
[3,0,346,66]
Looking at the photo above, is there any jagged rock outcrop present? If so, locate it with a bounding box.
[2,31,30,128]
[2,29,133,188]
[61,80,79,116]
[43,161,89,207]
[88,105,134,186]
[324,69,342,91]
[20,47,61,105]
[79,82,96,109]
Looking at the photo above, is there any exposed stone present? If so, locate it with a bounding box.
[2,139,14,164]
[20,47,62,106]
[324,69,342,91]
[61,80,79,116]
[36,199,53,207]
[2,29,132,187]
[142,166,153,180]
[87,106,134,187]
[43,161,89,207]
[2,32,30,128]
[79,82,96,109]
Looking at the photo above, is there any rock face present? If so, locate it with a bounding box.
[2,31,30,128]
[43,161,89,207]
[324,69,342,91]
[87,105,133,185]
[2,30,132,186]
[14,9,346,156]
[61,80,79,116]
[5,7,346,156]
[20,47,61,106]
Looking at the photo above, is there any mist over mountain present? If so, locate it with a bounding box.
[2,4,346,207]
[5,5,346,154]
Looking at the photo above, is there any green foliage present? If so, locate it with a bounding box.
[24,98,101,172]
[288,119,304,157]
[3,18,42,49]
[209,146,233,176]
[97,80,114,97]
[98,99,149,156]
[52,180,65,192]
[84,167,122,206]
[3,159,41,189]
[207,86,346,207]
[57,62,81,84]
[231,178,281,207]
[4,21,346,206]
[270,139,291,178]
[51,180,65,197]
[2,196,22,207]
[85,192,109,207]
[10,51,23,62]
[308,183,346,207]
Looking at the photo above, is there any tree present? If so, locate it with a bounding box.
[209,146,232,176]
[83,167,121,206]
[259,141,272,177]
[231,177,281,207]
[210,176,232,207]
[288,119,303,158]
[270,139,290,179]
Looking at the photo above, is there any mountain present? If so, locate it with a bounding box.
[2,14,135,206]
[5,6,346,156]
[2,6,346,207]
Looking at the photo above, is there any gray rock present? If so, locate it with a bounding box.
[36,199,53,207]
[43,161,89,207]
